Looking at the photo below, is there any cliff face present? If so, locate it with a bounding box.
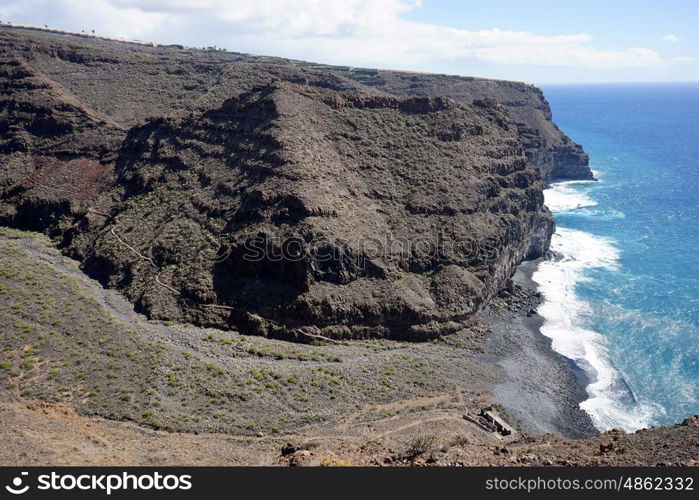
[0,58,123,230]
[340,71,593,182]
[0,26,581,340]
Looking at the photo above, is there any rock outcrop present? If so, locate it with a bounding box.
[0,26,580,340]
[342,71,593,182]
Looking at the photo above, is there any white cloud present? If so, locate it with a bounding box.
[0,0,170,39]
[663,34,679,42]
[0,0,662,70]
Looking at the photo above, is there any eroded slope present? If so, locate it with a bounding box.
[58,68,553,339]
[0,26,566,339]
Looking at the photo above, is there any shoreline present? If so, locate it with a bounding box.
[515,259,592,392]
[480,258,598,438]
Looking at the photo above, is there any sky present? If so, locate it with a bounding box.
[0,0,697,84]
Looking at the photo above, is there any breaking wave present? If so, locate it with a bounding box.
[535,183,663,431]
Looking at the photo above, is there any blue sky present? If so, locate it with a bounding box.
[403,0,699,82]
[0,0,696,83]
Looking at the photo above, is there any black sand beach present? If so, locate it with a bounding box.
[480,259,599,438]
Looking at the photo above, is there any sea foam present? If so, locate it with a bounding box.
[544,179,597,212]
[534,184,661,431]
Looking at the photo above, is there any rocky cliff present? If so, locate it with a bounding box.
[336,70,593,182]
[0,26,592,340]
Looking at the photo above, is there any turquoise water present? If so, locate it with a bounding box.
[535,83,699,431]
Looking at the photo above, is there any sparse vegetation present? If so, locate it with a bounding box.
[404,435,437,460]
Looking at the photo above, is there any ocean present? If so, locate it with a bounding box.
[535,83,699,432]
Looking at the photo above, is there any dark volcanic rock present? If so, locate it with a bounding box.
[0,26,563,340]
[346,73,594,183]
[76,71,553,339]
[0,57,122,232]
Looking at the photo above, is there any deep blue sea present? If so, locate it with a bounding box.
[535,83,699,431]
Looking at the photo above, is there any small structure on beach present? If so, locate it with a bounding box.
[480,407,515,436]
[463,406,516,437]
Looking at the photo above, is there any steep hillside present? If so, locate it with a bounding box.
[0,26,587,340]
[76,67,554,339]
[0,58,122,229]
[0,26,592,180]
[342,71,592,181]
